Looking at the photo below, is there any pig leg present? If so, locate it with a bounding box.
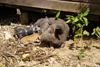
[24,40,40,46]
[15,34,18,40]
[50,45,54,51]
[18,38,24,47]
[15,34,24,47]
[61,42,66,48]
[34,40,40,43]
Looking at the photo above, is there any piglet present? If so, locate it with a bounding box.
[20,32,40,46]
[33,16,53,34]
[38,18,70,49]
[14,24,40,47]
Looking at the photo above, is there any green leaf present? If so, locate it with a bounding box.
[78,48,88,59]
[95,27,100,38]
[66,15,71,17]
[84,48,88,52]
[79,17,84,23]
[74,36,77,41]
[72,26,76,30]
[83,17,89,26]
[79,54,82,59]
[92,28,96,35]
[80,9,85,14]
[76,23,82,27]
[91,32,95,35]
[66,20,71,23]
[83,7,90,16]
[95,33,100,38]
[72,17,79,23]
[55,11,60,19]
[78,7,90,18]
[79,50,83,53]
[66,15,74,20]
[77,13,84,18]
[83,30,89,36]
[42,10,47,13]
[75,33,82,37]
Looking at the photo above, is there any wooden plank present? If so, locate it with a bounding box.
[71,0,100,4]
[53,0,100,4]
[0,0,100,15]
[20,11,29,25]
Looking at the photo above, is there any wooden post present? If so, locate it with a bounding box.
[19,10,29,25]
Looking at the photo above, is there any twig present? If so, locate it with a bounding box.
[34,49,60,61]
[2,51,20,62]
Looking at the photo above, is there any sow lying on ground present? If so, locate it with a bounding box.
[38,18,70,48]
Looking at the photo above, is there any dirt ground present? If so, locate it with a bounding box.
[0,7,100,67]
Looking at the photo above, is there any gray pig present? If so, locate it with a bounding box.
[14,24,40,47]
[38,18,70,48]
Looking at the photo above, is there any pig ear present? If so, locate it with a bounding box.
[55,25,61,29]
[30,24,34,28]
[55,25,63,34]
[46,16,52,25]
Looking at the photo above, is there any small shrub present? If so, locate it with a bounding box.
[66,7,90,41]
[79,48,88,59]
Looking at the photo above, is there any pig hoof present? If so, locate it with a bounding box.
[20,44,25,47]
[50,46,54,51]
[61,44,65,48]
[61,42,66,48]
[34,40,40,43]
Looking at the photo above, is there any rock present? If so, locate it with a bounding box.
[22,54,30,59]
[18,61,26,66]
[4,31,12,40]
[77,64,81,67]
[45,62,50,66]
[48,57,55,64]
[54,60,58,63]
[50,63,62,67]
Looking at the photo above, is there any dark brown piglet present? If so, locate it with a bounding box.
[38,18,70,48]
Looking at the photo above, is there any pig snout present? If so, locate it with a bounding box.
[35,36,41,43]
[38,35,46,41]
[38,36,41,41]
[38,32,54,42]
[34,25,40,33]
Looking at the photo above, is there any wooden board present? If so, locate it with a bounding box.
[0,0,100,15]
[70,0,100,4]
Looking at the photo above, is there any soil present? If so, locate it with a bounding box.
[0,7,100,67]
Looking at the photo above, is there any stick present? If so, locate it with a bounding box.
[34,49,60,61]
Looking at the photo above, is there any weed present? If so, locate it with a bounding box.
[66,7,90,42]
[92,26,100,38]
[55,11,60,19]
[78,48,88,59]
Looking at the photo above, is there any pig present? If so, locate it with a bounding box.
[33,16,54,34]
[20,32,40,46]
[38,18,70,49]
[14,24,40,47]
